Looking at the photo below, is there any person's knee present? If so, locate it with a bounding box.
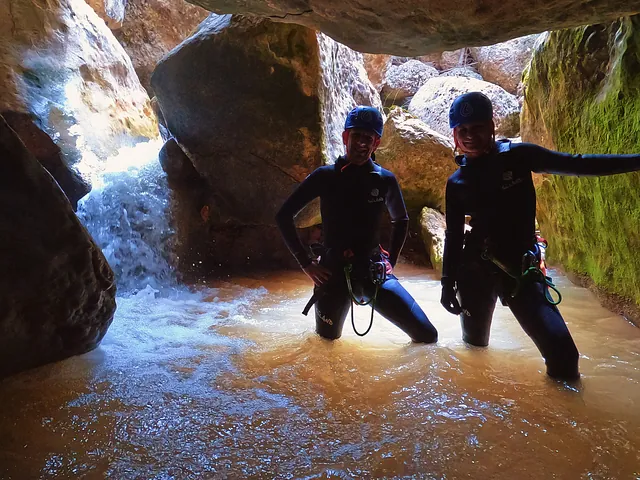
[405,302,438,343]
[410,325,438,344]
[544,338,580,380]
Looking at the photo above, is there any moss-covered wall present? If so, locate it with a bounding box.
[522,15,640,308]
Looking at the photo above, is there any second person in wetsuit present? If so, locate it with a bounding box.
[276,106,438,343]
[440,92,640,380]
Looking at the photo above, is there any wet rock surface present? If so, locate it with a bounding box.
[0,0,157,172]
[522,15,640,321]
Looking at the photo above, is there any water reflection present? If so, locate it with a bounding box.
[0,266,639,479]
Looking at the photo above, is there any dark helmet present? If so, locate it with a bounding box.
[344,106,384,137]
[449,92,493,128]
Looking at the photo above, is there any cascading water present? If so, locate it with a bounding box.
[76,139,179,294]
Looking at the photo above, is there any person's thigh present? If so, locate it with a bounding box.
[456,263,499,346]
[373,276,438,343]
[508,280,580,379]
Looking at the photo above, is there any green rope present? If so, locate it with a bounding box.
[520,267,562,306]
[482,252,562,306]
[344,264,379,337]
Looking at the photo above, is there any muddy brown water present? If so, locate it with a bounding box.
[1,266,639,479]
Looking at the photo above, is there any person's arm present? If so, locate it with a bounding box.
[518,143,640,176]
[275,169,324,268]
[440,178,465,315]
[385,175,409,267]
[441,179,466,286]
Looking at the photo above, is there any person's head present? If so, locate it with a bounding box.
[342,106,384,165]
[449,92,496,158]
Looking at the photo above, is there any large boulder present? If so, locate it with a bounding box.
[375,107,455,214]
[470,35,540,94]
[0,0,157,175]
[380,60,439,106]
[112,0,209,92]
[522,15,640,318]
[152,15,381,272]
[0,115,116,378]
[408,77,521,139]
[185,0,635,56]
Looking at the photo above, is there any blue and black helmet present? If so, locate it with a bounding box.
[344,106,384,137]
[449,92,493,128]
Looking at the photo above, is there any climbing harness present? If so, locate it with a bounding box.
[301,246,390,333]
[344,259,387,336]
[482,242,562,306]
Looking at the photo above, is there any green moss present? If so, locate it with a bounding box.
[523,16,640,306]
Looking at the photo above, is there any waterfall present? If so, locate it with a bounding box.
[76,139,179,295]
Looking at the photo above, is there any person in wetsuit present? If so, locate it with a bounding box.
[276,106,438,343]
[440,91,640,380]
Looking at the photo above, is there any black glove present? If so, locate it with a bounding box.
[440,279,462,315]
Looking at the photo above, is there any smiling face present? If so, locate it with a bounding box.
[453,120,495,158]
[342,128,381,165]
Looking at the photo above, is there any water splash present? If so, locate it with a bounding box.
[76,139,178,294]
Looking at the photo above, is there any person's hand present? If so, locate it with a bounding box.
[440,283,462,315]
[302,260,332,286]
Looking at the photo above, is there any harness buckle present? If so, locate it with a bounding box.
[369,261,387,286]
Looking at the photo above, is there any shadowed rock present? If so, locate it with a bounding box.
[2,111,91,210]
[152,14,381,273]
[0,115,116,379]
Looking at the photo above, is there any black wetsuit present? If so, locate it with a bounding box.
[276,156,437,342]
[443,139,640,378]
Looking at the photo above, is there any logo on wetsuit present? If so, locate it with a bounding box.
[368,188,384,203]
[319,313,333,325]
[502,170,523,190]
